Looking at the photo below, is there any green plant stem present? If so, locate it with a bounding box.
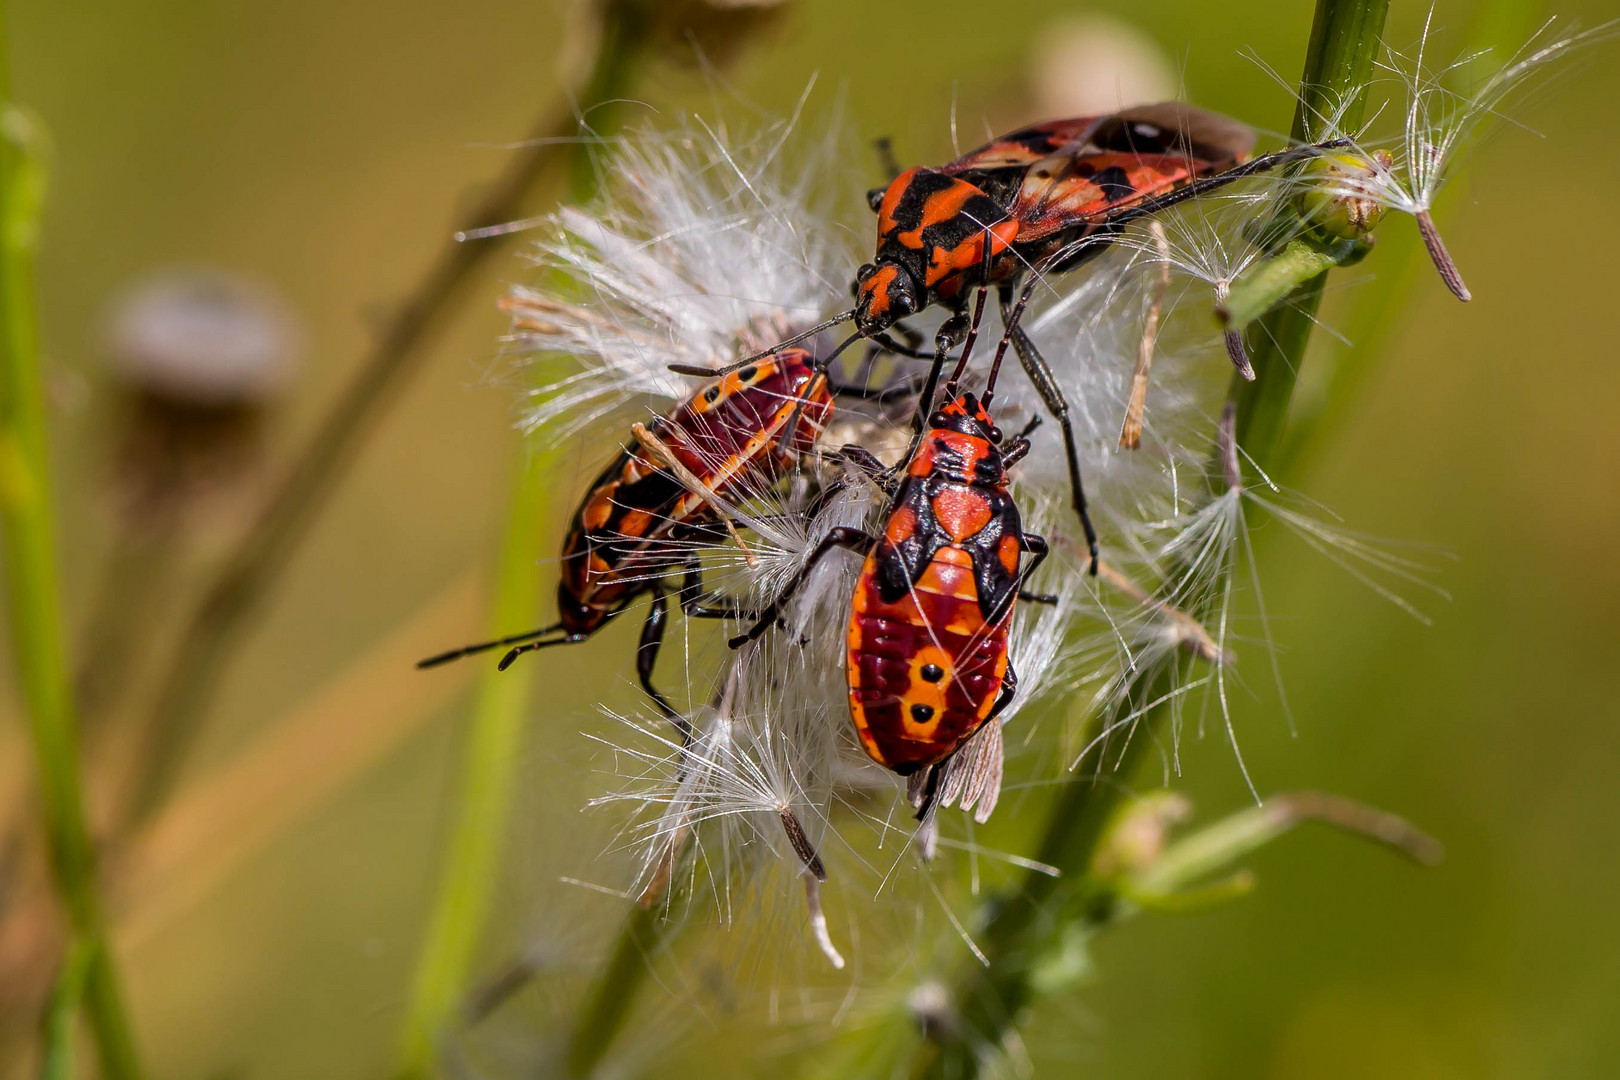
[1219,235,1368,334]
[394,6,651,1076]
[1228,0,1390,463]
[565,902,674,1078]
[1279,0,1544,475]
[127,0,650,826]
[0,22,144,1080]
[904,2,1390,1075]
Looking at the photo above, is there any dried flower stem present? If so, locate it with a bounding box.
[907,2,1391,1075]
[1118,223,1170,450]
[392,7,654,1077]
[0,34,144,1080]
[128,1,656,826]
[630,421,759,565]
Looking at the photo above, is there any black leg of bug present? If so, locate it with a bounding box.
[911,758,946,822]
[830,444,894,487]
[1000,531,1054,612]
[994,289,1099,573]
[493,632,589,671]
[628,584,693,743]
[728,527,875,648]
[676,557,760,621]
[416,621,572,669]
[867,331,943,363]
[986,660,1019,723]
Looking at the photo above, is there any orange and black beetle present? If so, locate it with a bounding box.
[730,388,1048,792]
[418,348,836,737]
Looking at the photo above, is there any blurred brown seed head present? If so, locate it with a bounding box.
[106,269,297,407]
[102,268,301,526]
[1029,14,1177,117]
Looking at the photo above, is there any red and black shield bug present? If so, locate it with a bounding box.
[729,372,1050,808]
[417,348,839,739]
[708,104,1349,568]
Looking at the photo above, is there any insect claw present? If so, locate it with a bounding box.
[496,648,522,671]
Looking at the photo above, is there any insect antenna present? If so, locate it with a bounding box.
[416,622,567,668]
[666,308,857,378]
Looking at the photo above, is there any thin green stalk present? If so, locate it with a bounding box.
[1280,0,1545,475]
[1228,0,1390,462]
[0,20,143,1080]
[565,902,673,1078]
[394,6,651,1076]
[904,2,1390,1075]
[37,938,92,1080]
[128,0,651,826]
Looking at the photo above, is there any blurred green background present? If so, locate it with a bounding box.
[2,0,1618,1076]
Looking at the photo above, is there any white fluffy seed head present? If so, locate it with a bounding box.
[508,113,851,439]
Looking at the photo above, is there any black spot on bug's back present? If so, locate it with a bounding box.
[910,704,935,723]
[1092,166,1136,203]
[737,364,758,382]
[704,386,721,404]
[920,664,944,683]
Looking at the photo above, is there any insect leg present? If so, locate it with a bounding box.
[727,527,875,648]
[678,557,759,621]
[999,292,1099,572]
[416,622,568,668]
[495,632,589,671]
[985,660,1018,723]
[632,584,693,743]
[911,759,946,823]
[1015,531,1056,603]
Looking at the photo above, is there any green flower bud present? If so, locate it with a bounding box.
[1297,149,1393,240]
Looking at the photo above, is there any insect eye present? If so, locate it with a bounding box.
[928,410,949,427]
[986,425,1003,443]
[866,187,885,212]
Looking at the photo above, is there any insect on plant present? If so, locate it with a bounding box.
[729,343,1050,816]
[687,104,1349,568]
[417,348,847,740]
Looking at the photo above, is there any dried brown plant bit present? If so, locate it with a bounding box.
[630,421,758,566]
[935,719,1004,825]
[1119,222,1172,449]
